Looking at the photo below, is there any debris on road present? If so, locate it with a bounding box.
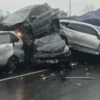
[65,82,69,85]
[69,62,78,69]
[40,74,45,77]
[86,72,91,76]
[65,77,94,80]
[90,66,94,69]
[41,74,56,80]
[84,62,88,65]
[85,68,88,71]
[77,83,82,86]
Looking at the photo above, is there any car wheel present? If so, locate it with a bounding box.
[24,34,33,47]
[7,56,19,74]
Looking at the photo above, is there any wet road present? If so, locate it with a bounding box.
[0,63,100,100]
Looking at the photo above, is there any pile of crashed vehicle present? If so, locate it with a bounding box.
[0,3,100,73]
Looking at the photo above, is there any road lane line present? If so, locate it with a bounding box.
[65,77,94,80]
[0,69,48,82]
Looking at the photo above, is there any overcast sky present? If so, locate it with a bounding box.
[0,0,100,15]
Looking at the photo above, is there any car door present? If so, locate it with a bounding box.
[0,33,13,65]
[32,5,55,37]
[30,6,47,35]
[76,25,100,54]
[26,7,39,37]
[61,22,84,50]
[10,33,24,62]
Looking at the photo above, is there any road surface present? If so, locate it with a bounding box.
[0,63,100,100]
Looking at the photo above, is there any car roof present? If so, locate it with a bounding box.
[14,5,40,13]
[0,31,15,34]
[60,19,100,32]
[2,4,48,26]
[60,19,95,28]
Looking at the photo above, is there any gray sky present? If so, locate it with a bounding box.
[0,0,100,15]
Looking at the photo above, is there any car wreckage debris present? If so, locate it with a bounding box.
[0,3,71,66]
[65,77,94,80]
[34,33,67,56]
[41,74,56,80]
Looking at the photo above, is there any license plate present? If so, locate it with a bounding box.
[47,59,59,64]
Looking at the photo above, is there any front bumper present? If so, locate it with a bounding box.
[31,51,71,65]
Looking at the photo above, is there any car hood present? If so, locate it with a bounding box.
[1,5,38,27]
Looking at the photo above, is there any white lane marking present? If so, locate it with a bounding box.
[65,77,94,80]
[0,69,48,82]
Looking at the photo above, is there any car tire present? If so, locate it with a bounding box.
[7,56,19,74]
[23,33,33,47]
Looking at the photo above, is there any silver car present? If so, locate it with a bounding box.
[0,31,24,72]
[60,19,100,55]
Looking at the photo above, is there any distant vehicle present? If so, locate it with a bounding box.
[0,3,59,46]
[60,19,100,55]
[0,31,24,73]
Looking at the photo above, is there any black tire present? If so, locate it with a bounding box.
[7,56,19,74]
[23,33,33,47]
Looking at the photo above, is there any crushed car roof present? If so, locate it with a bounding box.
[2,4,40,26]
[60,19,98,30]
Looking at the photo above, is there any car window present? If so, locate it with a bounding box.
[0,34,11,44]
[10,34,19,42]
[68,23,98,36]
[38,5,48,14]
[61,22,70,27]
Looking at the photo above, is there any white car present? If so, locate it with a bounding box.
[60,19,100,55]
[0,31,24,73]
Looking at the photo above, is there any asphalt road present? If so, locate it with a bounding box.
[0,62,100,100]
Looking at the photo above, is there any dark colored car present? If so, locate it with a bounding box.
[31,31,71,66]
[0,3,59,46]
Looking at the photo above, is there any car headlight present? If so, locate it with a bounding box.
[16,29,24,37]
[17,31,23,37]
[63,45,70,53]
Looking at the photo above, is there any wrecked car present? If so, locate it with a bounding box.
[0,4,71,67]
[60,19,100,55]
[0,31,24,73]
[31,31,71,66]
[0,3,60,46]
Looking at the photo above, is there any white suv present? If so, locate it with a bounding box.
[60,19,100,55]
[0,31,24,73]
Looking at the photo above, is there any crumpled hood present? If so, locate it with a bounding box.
[2,15,24,26]
[1,5,37,27]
